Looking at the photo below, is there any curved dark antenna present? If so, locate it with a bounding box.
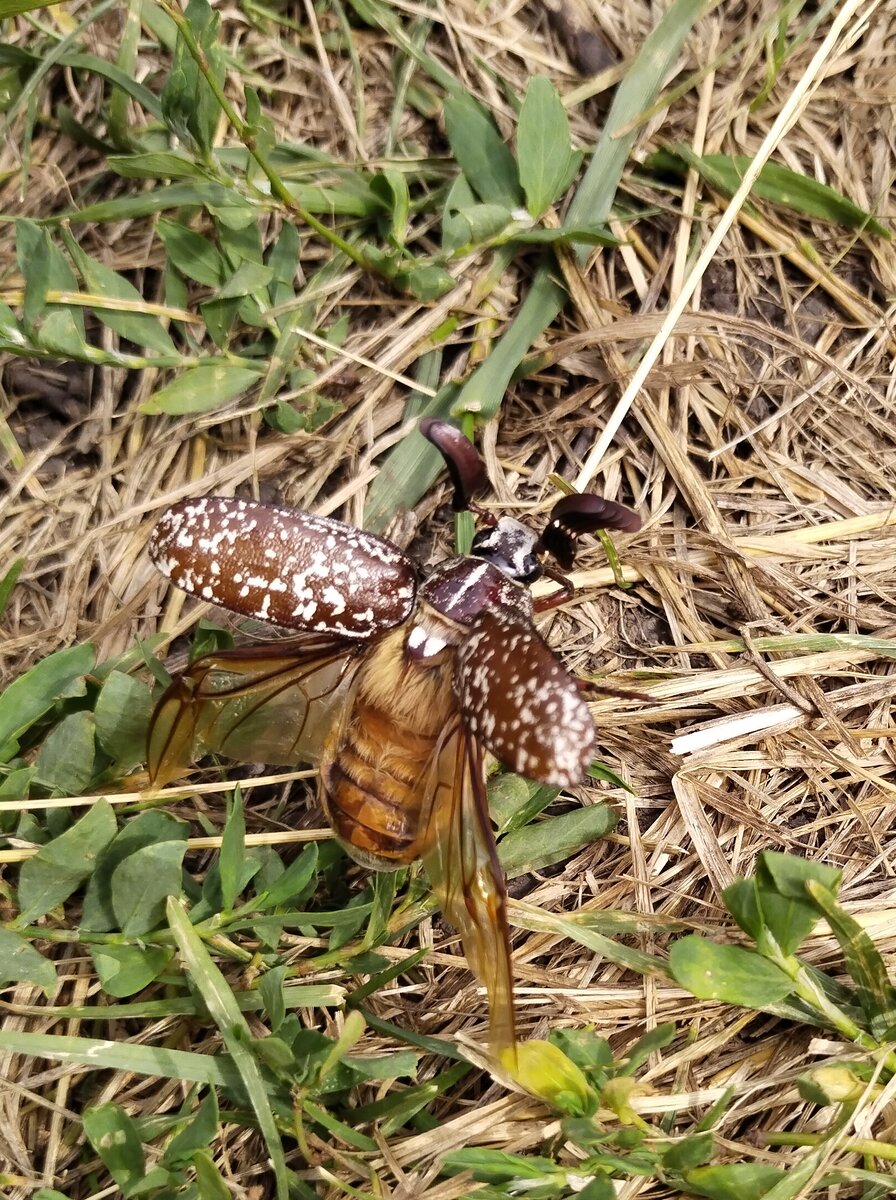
[539,493,641,569]
[419,418,490,512]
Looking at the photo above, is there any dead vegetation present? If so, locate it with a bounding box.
[1,0,896,1196]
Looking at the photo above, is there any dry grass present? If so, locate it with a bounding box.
[2,0,896,1196]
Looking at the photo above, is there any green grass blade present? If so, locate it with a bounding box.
[0,1026,241,1087]
[806,881,896,1041]
[166,897,289,1200]
[453,0,707,419]
[567,0,709,245]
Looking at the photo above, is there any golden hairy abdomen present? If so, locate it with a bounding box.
[319,628,455,867]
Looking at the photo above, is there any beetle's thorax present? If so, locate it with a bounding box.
[421,555,533,620]
[405,556,533,662]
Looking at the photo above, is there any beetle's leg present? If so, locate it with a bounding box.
[533,566,575,612]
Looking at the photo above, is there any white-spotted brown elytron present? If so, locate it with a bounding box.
[147,420,641,1065]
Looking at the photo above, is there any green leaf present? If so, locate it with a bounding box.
[396,263,455,301]
[162,1091,220,1167]
[258,964,288,1033]
[63,235,178,355]
[192,1149,232,1199]
[442,1147,559,1184]
[515,906,666,979]
[565,0,706,253]
[754,852,841,955]
[754,892,819,958]
[488,774,543,833]
[510,224,617,246]
[94,671,153,770]
[577,1179,615,1200]
[498,804,616,876]
[56,182,253,225]
[17,798,118,925]
[362,382,462,533]
[200,296,242,349]
[517,76,580,217]
[15,219,87,354]
[442,174,481,251]
[266,220,300,308]
[443,93,522,208]
[722,877,764,941]
[160,0,224,157]
[0,557,24,617]
[669,937,793,1008]
[370,168,411,243]
[219,219,263,264]
[257,843,319,909]
[219,790,245,911]
[91,943,173,998]
[112,840,190,936]
[0,766,35,802]
[442,199,514,253]
[0,1026,241,1088]
[242,85,276,166]
[0,300,22,344]
[757,850,842,900]
[33,710,96,794]
[0,0,68,17]
[215,260,274,300]
[16,217,74,323]
[0,927,57,996]
[104,150,211,180]
[586,761,636,792]
[805,880,896,1040]
[682,1163,786,1200]
[157,218,227,287]
[301,1097,377,1151]
[619,1022,676,1074]
[648,147,891,238]
[83,1103,167,1198]
[549,1028,613,1073]
[451,269,566,419]
[82,811,190,932]
[662,1131,715,1171]
[139,363,261,415]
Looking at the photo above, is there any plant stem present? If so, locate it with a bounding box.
[157,0,370,271]
[766,1132,896,1161]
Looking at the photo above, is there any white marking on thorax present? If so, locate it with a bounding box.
[451,559,489,601]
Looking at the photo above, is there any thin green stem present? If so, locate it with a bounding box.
[765,940,896,1075]
[157,0,370,271]
[766,1132,896,1161]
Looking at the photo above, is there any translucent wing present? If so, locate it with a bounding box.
[456,607,595,786]
[417,726,517,1065]
[148,634,364,786]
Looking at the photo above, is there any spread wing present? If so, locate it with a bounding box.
[417,726,517,1067]
[148,634,364,786]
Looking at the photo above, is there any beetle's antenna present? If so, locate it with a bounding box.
[538,493,641,569]
[419,419,489,512]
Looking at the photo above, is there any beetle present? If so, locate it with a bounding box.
[146,420,641,1066]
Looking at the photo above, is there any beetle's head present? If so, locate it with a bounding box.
[470,515,541,582]
[419,418,641,581]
